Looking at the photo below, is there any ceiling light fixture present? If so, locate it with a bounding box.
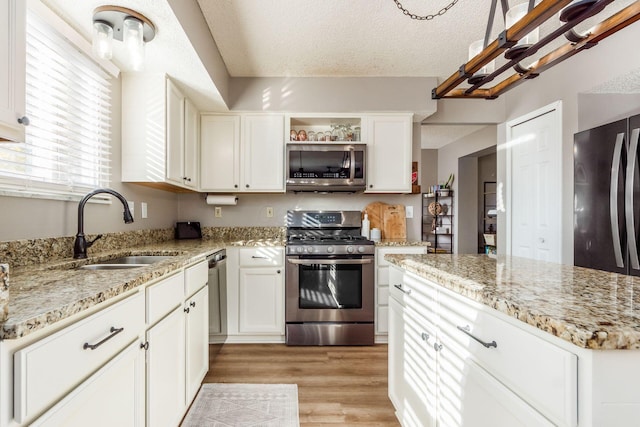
[92,6,156,71]
[432,0,640,100]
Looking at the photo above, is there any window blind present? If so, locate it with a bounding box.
[0,7,112,201]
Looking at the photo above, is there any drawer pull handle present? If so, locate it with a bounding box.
[457,325,497,349]
[83,327,124,350]
[252,256,269,259]
[421,332,430,341]
[393,284,411,295]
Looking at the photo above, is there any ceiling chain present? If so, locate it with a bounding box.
[392,0,460,20]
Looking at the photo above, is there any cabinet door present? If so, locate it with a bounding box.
[402,310,437,427]
[165,79,185,186]
[238,267,284,334]
[242,115,285,192]
[388,297,405,414]
[438,335,553,427]
[185,286,209,404]
[0,0,26,143]
[366,115,412,193]
[32,341,145,427]
[146,306,186,427]
[183,97,199,188]
[200,114,241,191]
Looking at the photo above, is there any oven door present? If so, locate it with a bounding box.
[285,254,374,323]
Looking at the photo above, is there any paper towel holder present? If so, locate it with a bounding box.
[205,194,238,206]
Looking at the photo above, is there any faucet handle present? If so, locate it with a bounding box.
[87,234,103,248]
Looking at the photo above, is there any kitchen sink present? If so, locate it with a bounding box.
[98,255,175,265]
[76,255,176,270]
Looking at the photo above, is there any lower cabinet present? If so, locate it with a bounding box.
[2,260,210,427]
[185,286,209,403]
[146,306,186,427]
[388,266,577,427]
[225,247,285,342]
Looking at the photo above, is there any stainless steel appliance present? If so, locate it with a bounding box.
[286,143,366,192]
[574,113,640,274]
[207,249,227,339]
[285,210,375,345]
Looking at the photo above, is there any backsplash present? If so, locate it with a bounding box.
[0,264,8,322]
[0,227,285,269]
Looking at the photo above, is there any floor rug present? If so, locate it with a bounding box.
[182,383,299,427]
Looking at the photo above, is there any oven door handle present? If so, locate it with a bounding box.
[287,258,373,265]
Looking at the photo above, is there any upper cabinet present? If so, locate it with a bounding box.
[200,114,284,193]
[286,114,363,143]
[0,0,27,143]
[366,114,412,193]
[122,74,199,191]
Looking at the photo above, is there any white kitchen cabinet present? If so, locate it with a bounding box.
[0,0,26,143]
[13,291,145,424]
[225,247,285,342]
[375,246,427,338]
[32,341,145,427]
[185,286,209,404]
[146,305,186,427]
[388,296,405,416]
[200,114,284,192]
[366,114,412,193]
[122,74,199,191]
[388,266,574,426]
[238,267,284,334]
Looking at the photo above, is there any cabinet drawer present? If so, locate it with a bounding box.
[438,289,577,426]
[146,272,184,326]
[239,247,283,267]
[14,292,144,424]
[388,266,408,306]
[403,273,438,327]
[185,260,208,298]
[376,247,427,267]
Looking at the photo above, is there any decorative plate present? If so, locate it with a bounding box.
[428,202,442,216]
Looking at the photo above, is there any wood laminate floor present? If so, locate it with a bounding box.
[204,343,400,426]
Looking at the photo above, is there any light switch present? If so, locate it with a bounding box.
[127,201,134,218]
[141,202,148,219]
[215,207,222,218]
[406,206,413,218]
[266,207,274,218]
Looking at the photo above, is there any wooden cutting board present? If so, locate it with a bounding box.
[363,202,389,234]
[383,204,407,240]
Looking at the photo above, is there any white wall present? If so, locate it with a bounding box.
[0,77,180,241]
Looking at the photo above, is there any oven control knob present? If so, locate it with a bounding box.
[346,246,355,254]
[296,247,303,253]
[358,246,366,253]
[327,246,334,253]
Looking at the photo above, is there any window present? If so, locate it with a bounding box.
[0,5,113,201]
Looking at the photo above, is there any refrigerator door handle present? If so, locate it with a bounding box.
[611,132,625,269]
[626,128,640,270]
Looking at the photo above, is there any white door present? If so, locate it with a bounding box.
[200,115,241,191]
[183,97,199,188]
[507,102,562,263]
[242,114,285,192]
[238,267,284,334]
[185,286,209,403]
[366,115,412,193]
[165,79,185,186]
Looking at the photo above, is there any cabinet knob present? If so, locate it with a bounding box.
[190,301,196,307]
[433,343,443,352]
[140,341,149,351]
[277,270,281,274]
[234,184,238,188]
[246,184,250,188]
[17,116,30,126]
[184,307,190,314]
[369,184,373,188]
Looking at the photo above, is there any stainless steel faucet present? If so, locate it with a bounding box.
[73,188,134,259]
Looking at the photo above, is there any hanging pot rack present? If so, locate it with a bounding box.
[432,0,640,100]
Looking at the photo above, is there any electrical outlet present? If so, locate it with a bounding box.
[127,201,134,219]
[215,207,222,218]
[141,202,148,219]
[266,207,274,218]
[405,206,413,218]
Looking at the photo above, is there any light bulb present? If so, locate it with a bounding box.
[92,21,113,60]
[123,17,144,71]
[468,39,495,75]
[506,2,539,47]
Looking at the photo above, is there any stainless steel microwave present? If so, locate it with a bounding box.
[286,143,366,192]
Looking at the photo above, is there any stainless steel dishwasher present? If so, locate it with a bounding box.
[207,249,227,341]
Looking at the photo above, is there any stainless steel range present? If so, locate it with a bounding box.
[285,210,375,345]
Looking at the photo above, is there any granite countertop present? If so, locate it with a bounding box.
[374,239,430,247]
[1,238,284,340]
[385,254,640,350]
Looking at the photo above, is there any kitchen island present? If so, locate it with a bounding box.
[385,253,640,427]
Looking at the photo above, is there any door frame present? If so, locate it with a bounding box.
[505,101,563,261]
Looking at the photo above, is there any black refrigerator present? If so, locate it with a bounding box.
[574,113,640,275]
